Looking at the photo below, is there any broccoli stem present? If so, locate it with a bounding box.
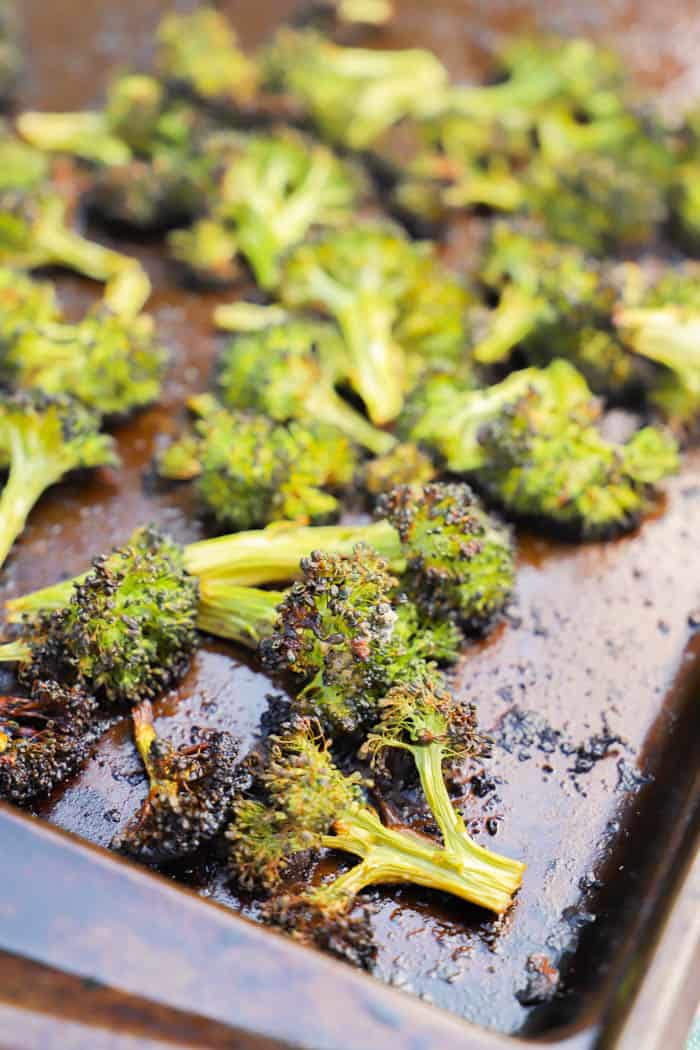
[5,520,404,619]
[0,640,31,663]
[334,298,405,424]
[472,287,546,365]
[319,803,520,914]
[185,519,402,581]
[304,382,396,456]
[196,581,282,646]
[411,742,524,894]
[214,302,291,332]
[17,110,132,166]
[132,699,158,773]
[0,436,70,570]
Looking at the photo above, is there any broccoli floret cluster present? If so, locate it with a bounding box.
[158,397,358,531]
[0,681,98,804]
[169,129,365,291]
[406,360,678,537]
[113,699,241,863]
[1,526,198,703]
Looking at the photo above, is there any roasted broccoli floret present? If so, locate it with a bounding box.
[0,681,98,804]
[227,719,523,930]
[407,360,678,537]
[260,545,461,733]
[262,28,447,149]
[0,393,117,570]
[279,224,470,423]
[8,484,516,637]
[0,526,198,703]
[0,133,150,309]
[471,224,634,396]
[112,699,240,864]
[214,318,395,455]
[170,130,363,291]
[158,398,357,531]
[363,442,435,496]
[0,266,60,347]
[154,7,258,107]
[2,293,166,420]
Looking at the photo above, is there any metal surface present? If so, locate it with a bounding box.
[0,0,698,1046]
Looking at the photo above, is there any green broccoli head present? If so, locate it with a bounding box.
[89,155,209,232]
[407,360,678,537]
[113,699,241,864]
[159,400,357,531]
[210,130,365,291]
[155,7,258,106]
[4,308,166,419]
[377,482,516,630]
[0,680,98,804]
[262,28,447,149]
[0,266,60,346]
[216,319,395,455]
[260,544,459,734]
[280,224,469,424]
[364,441,436,496]
[6,526,199,703]
[0,392,117,570]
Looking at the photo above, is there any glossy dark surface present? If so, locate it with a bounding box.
[1,0,699,1041]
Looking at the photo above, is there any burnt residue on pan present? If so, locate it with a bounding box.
[1,0,699,1040]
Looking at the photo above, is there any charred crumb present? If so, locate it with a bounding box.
[515,953,560,1006]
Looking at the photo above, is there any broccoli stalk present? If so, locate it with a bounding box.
[279,225,467,424]
[7,484,515,633]
[0,394,117,571]
[112,698,241,863]
[192,131,362,291]
[213,318,396,455]
[17,110,133,166]
[228,719,523,918]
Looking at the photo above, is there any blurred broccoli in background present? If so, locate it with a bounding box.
[214,316,395,455]
[113,699,240,864]
[154,7,259,108]
[169,129,365,290]
[279,223,471,423]
[158,395,358,531]
[0,393,117,571]
[470,223,635,397]
[262,28,447,149]
[405,360,678,537]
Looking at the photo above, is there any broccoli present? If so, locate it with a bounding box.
[363,441,435,496]
[2,289,166,420]
[227,719,523,928]
[169,130,364,291]
[0,133,150,307]
[291,0,393,35]
[0,526,198,703]
[214,318,396,455]
[262,28,448,149]
[158,397,358,531]
[0,266,61,347]
[615,305,700,432]
[406,360,679,537]
[471,224,634,396]
[279,224,470,423]
[112,699,240,864]
[0,393,117,571]
[671,161,700,250]
[9,484,515,650]
[260,545,462,733]
[0,681,98,804]
[154,7,258,107]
